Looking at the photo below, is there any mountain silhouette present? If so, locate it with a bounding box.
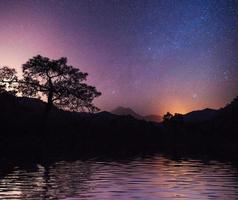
[183,108,218,122]
[0,91,238,159]
[143,115,162,123]
[111,106,162,122]
[111,107,142,119]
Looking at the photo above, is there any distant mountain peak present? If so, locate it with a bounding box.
[111,106,162,122]
[111,106,142,119]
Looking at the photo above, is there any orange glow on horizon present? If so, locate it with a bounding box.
[161,100,189,116]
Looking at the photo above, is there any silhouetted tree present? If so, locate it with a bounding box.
[0,56,101,115]
[168,113,184,131]
[0,66,18,94]
[163,112,173,123]
[172,113,184,124]
[0,55,101,116]
[18,55,101,115]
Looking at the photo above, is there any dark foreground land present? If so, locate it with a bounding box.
[0,92,238,162]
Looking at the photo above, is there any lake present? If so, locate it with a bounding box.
[0,155,238,199]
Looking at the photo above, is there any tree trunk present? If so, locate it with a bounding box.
[40,77,54,136]
[43,76,54,121]
[40,90,53,135]
[45,90,53,118]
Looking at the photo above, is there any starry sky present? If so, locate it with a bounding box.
[0,0,238,115]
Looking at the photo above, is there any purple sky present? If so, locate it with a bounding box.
[0,0,237,115]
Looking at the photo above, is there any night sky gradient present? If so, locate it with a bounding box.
[0,0,238,115]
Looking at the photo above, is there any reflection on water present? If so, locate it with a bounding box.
[0,155,238,199]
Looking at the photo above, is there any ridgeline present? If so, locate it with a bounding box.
[0,91,238,161]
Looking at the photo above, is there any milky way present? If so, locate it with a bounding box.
[0,0,237,115]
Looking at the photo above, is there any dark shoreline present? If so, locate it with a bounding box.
[0,92,238,166]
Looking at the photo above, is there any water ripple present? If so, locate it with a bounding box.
[0,155,238,199]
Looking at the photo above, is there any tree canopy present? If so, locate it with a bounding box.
[0,66,18,94]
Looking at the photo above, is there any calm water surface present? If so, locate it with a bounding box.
[0,155,238,199]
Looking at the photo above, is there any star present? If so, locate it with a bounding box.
[192,94,198,99]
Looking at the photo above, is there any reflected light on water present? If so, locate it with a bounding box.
[0,156,238,200]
